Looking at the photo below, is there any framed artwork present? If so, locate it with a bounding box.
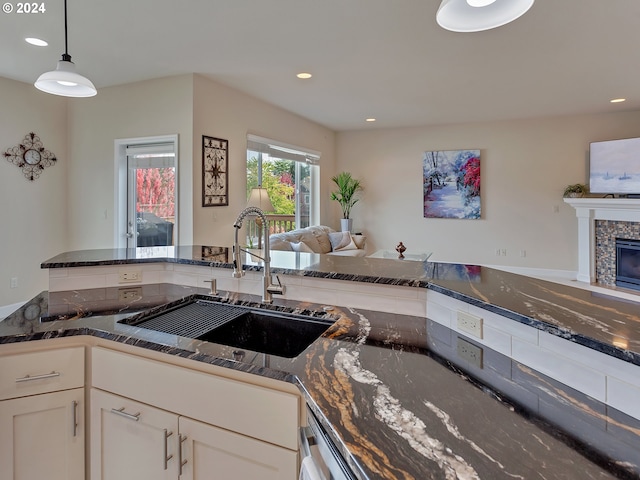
[202,136,228,207]
[423,149,481,219]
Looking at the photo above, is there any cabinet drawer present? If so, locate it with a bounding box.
[92,347,300,450]
[0,347,85,400]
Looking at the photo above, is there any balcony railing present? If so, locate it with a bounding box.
[247,214,296,248]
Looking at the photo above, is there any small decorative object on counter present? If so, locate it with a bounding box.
[396,242,406,259]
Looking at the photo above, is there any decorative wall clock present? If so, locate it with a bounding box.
[202,135,229,207]
[3,132,57,181]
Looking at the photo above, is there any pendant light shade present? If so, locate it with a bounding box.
[34,0,96,97]
[437,0,535,32]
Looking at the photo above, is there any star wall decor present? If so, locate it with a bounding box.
[202,135,229,207]
[4,132,57,181]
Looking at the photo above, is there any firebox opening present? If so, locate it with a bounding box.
[615,238,640,291]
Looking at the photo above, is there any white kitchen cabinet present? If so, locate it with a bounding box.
[91,388,179,480]
[91,388,298,480]
[0,387,84,480]
[0,345,85,480]
[90,346,300,480]
[179,415,297,480]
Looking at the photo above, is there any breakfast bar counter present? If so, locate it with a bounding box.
[2,246,640,479]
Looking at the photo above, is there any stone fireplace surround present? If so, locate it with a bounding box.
[564,198,640,285]
[596,220,640,286]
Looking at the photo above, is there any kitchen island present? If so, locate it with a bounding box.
[2,246,640,479]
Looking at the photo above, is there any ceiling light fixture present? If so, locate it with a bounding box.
[296,72,312,79]
[610,98,626,103]
[437,0,534,32]
[34,0,96,97]
[365,118,376,122]
[25,37,48,47]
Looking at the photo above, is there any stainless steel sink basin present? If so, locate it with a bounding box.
[119,297,335,358]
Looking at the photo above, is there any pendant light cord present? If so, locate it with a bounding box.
[61,0,71,61]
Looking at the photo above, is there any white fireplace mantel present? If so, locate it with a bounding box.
[564,197,640,283]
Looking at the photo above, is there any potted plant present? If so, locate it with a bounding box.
[563,183,588,198]
[330,172,363,232]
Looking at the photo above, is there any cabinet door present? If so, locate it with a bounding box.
[90,388,179,480]
[179,416,298,480]
[0,387,84,480]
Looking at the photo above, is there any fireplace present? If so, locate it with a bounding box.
[616,238,640,291]
[564,198,640,284]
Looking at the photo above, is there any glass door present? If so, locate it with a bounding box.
[125,144,176,248]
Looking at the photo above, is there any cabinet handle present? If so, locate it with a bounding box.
[72,400,79,437]
[178,434,188,475]
[110,407,141,422]
[163,429,174,470]
[15,371,61,383]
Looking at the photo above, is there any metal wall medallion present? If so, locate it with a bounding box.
[202,135,229,207]
[3,132,57,181]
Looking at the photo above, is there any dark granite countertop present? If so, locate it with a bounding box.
[41,246,640,366]
[2,285,639,479]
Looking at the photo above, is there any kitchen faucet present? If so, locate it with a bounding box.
[232,206,285,304]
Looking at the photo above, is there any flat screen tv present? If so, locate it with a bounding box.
[589,137,640,195]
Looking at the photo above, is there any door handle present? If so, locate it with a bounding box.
[178,434,188,475]
[72,400,79,437]
[110,407,141,422]
[163,429,174,470]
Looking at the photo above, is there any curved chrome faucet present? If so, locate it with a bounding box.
[232,206,284,304]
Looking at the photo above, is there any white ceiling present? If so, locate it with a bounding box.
[2,0,639,131]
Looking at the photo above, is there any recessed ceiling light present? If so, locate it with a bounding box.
[610,98,626,103]
[365,118,376,122]
[25,37,48,47]
[296,73,312,79]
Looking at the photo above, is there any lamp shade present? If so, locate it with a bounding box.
[437,0,534,32]
[247,187,275,212]
[35,59,97,97]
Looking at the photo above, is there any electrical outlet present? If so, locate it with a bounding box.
[520,250,526,257]
[457,337,483,369]
[457,311,483,338]
[500,248,507,256]
[118,270,142,283]
[494,248,501,256]
[118,287,143,301]
[10,277,18,289]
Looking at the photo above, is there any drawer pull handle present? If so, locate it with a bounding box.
[15,371,61,383]
[110,407,141,422]
[163,429,174,470]
[72,400,79,437]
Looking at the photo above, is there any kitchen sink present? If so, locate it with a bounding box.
[119,297,335,358]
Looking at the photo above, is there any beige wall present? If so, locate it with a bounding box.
[192,74,336,247]
[336,110,640,273]
[3,70,640,308]
[66,74,194,249]
[0,77,68,306]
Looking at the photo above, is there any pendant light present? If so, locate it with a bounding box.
[34,0,96,97]
[437,0,535,33]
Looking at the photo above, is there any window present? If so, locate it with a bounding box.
[246,135,320,243]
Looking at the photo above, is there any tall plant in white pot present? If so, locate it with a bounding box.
[330,172,363,232]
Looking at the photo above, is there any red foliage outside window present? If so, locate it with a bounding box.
[136,168,175,220]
